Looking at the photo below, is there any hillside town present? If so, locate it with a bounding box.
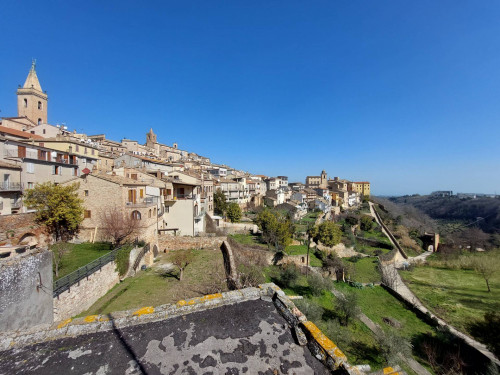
[0,62,371,243]
[1,57,499,375]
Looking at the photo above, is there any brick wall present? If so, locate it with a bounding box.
[0,212,49,247]
[53,261,120,321]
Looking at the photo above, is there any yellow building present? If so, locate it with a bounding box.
[353,182,370,197]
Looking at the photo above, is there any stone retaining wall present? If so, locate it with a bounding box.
[53,261,120,321]
[158,236,226,252]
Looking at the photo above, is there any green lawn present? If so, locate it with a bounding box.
[400,257,500,337]
[345,257,382,283]
[79,249,227,316]
[54,242,113,280]
[229,233,267,248]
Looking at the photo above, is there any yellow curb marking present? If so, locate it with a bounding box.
[133,306,154,316]
[383,368,395,375]
[177,300,187,307]
[302,321,347,361]
[98,317,109,322]
[57,318,72,329]
[84,315,98,323]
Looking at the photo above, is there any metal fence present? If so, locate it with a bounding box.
[53,245,126,297]
[132,243,150,272]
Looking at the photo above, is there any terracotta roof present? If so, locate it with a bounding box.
[354,181,370,184]
[93,173,146,186]
[0,126,44,140]
[0,160,21,169]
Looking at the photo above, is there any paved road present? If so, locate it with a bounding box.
[0,300,330,375]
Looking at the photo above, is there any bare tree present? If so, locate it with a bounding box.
[171,250,194,281]
[52,242,71,278]
[99,206,140,247]
[473,257,496,292]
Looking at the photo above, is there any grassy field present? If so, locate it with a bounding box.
[229,233,267,248]
[345,257,381,283]
[400,252,500,338]
[54,242,113,280]
[79,249,227,316]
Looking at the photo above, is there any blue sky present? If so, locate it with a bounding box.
[1,1,499,196]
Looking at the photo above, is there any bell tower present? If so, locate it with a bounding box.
[17,59,48,126]
[146,128,157,148]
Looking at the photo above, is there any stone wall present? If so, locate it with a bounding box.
[0,212,49,247]
[158,235,226,252]
[0,249,53,332]
[53,261,120,321]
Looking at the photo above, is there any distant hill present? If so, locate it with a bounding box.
[387,195,500,234]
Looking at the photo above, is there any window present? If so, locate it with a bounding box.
[38,101,42,110]
[165,206,169,213]
[84,147,87,154]
[27,182,34,189]
[131,210,141,220]
[76,145,79,152]
[140,189,144,198]
[43,129,46,134]
[38,118,42,125]
[52,165,61,175]
[148,209,151,218]
[74,167,78,176]
[128,189,137,203]
[24,99,28,108]
[91,149,95,155]
[84,210,91,218]
[84,190,89,196]
[26,163,34,174]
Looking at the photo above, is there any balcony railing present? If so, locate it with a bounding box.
[166,194,198,201]
[0,182,23,191]
[126,196,159,207]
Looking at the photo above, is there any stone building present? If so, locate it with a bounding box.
[16,60,48,126]
[306,170,328,189]
[62,173,159,244]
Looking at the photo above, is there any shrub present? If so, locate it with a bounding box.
[115,246,133,276]
[294,298,324,323]
[308,274,331,296]
[279,263,300,288]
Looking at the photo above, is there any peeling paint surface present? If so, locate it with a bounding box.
[0,300,329,374]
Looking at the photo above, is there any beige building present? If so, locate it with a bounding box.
[63,173,159,244]
[162,172,205,236]
[0,160,23,215]
[306,170,328,189]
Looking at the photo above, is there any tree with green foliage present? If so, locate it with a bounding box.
[214,188,227,216]
[360,215,375,231]
[24,182,84,241]
[255,209,295,253]
[226,202,242,223]
[311,221,342,247]
[336,291,360,326]
[345,215,359,226]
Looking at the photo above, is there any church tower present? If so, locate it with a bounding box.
[17,60,48,126]
[146,128,157,148]
[320,170,327,188]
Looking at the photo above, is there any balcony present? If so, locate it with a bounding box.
[0,182,23,191]
[165,194,198,201]
[126,196,159,207]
